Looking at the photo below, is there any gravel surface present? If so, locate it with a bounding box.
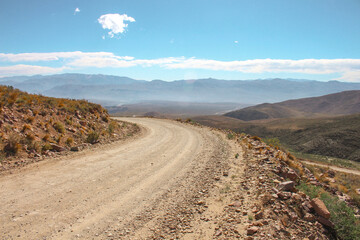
[0,117,237,240]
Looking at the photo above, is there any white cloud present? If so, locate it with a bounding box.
[1,51,360,82]
[0,65,65,77]
[164,58,360,75]
[0,51,115,62]
[234,40,238,44]
[336,70,360,82]
[74,8,80,15]
[98,13,135,38]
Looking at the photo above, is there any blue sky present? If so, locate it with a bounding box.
[0,0,360,81]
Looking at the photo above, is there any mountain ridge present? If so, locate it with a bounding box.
[2,74,360,105]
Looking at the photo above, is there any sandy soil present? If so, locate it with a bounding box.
[0,117,240,240]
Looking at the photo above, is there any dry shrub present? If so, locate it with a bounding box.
[26,116,35,123]
[3,134,21,156]
[65,137,73,146]
[42,134,50,142]
[22,124,31,132]
[53,122,65,133]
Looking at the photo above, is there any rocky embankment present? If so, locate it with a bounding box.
[154,123,359,239]
[236,135,335,239]
[0,86,139,172]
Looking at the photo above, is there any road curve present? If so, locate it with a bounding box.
[0,118,231,240]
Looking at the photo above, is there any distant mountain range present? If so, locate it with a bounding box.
[1,73,360,105]
[225,90,360,120]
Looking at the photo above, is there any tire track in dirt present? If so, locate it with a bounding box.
[0,118,239,240]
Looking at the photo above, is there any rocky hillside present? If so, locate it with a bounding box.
[0,85,139,171]
[226,133,360,239]
[225,90,360,121]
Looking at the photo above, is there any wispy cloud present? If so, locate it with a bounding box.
[0,65,65,77]
[1,52,360,82]
[164,58,360,75]
[0,52,115,62]
[97,13,135,38]
[74,8,80,15]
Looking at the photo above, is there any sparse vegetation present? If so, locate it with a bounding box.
[3,134,21,156]
[0,85,139,171]
[86,131,99,144]
[297,182,360,239]
[65,137,73,146]
[53,122,65,134]
[108,120,117,134]
[226,132,234,140]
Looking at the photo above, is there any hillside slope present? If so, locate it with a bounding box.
[225,90,360,121]
[193,114,360,162]
[0,86,139,171]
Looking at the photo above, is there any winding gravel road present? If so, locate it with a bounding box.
[0,118,232,239]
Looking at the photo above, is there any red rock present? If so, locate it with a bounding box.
[286,168,299,181]
[303,213,315,222]
[278,181,295,192]
[247,226,258,235]
[255,210,264,220]
[50,143,66,152]
[317,216,334,228]
[70,146,80,152]
[311,198,331,219]
[277,191,291,200]
[229,201,242,208]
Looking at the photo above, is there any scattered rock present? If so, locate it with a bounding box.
[277,191,291,200]
[303,213,315,222]
[255,210,264,220]
[70,146,80,152]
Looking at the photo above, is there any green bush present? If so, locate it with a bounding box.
[42,143,52,152]
[297,182,322,199]
[86,131,99,144]
[53,122,65,133]
[297,182,360,239]
[320,192,360,240]
[227,133,235,140]
[108,121,117,134]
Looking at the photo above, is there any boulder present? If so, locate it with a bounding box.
[50,144,66,152]
[311,198,331,219]
[247,226,258,235]
[317,216,334,228]
[70,146,80,152]
[278,181,295,192]
[286,168,300,181]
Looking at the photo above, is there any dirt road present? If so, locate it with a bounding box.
[301,160,360,176]
[0,118,236,239]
